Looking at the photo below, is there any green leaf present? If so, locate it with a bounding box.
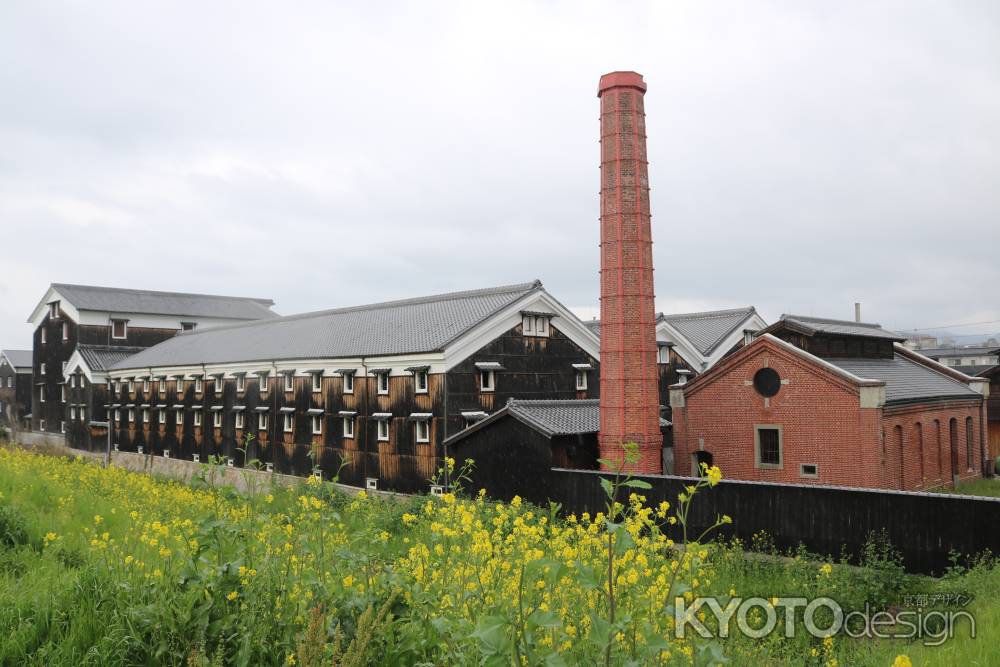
[599,477,614,499]
[527,609,562,630]
[623,479,652,490]
[470,615,511,656]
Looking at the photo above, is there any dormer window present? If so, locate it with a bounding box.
[48,301,59,319]
[111,319,128,339]
[522,313,550,337]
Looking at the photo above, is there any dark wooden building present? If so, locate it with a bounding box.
[95,281,601,492]
[0,349,32,430]
[26,283,278,435]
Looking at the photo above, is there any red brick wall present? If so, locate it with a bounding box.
[673,338,985,491]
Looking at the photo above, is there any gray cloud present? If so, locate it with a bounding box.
[1,0,998,348]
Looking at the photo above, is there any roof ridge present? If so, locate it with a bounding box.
[661,306,755,321]
[161,280,544,341]
[52,283,275,306]
[509,398,600,406]
[781,313,886,329]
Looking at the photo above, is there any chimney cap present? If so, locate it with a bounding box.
[598,71,647,96]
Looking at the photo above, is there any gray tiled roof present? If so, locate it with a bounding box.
[584,320,601,337]
[508,399,601,436]
[825,356,980,404]
[112,281,542,370]
[661,307,758,355]
[50,283,278,320]
[1,349,33,369]
[779,314,904,341]
[77,345,146,372]
[912,347,1000,358]
[953,365,998,377]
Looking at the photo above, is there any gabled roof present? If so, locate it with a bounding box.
[111,281,545,370]
[1,349,33,370]
[825,356,981,405]
[912,346,1000,358]
[76,345,146,373]
[659,306,759,356]
[29,283,278,322]
[445,398,669,446]
[774,314,905,342]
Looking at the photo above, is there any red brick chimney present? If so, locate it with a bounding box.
[597,71,662,474]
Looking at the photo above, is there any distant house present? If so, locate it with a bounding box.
[98,281,601,492]
[912,346,1000,376]
[27,283,279,437]
[978,365,1000,463]
[671,315,990,491]
[0,349,32,428]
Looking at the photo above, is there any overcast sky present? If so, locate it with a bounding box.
[1,1,998,349]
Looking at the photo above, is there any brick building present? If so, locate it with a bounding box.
[670,315,990,490]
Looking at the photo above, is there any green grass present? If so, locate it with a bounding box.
[1,445,998,665]
[936,477,1000,498]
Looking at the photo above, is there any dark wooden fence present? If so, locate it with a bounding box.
[466,465,1000,575]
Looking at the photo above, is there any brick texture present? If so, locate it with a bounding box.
[597,71,661,473]
[672,337,984,490]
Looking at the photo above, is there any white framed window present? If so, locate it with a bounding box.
[522,314,549,337]
[480,370,495,392]
[377,371,389,395]
[143,379,150,393]
[311,415,322,434]
[80,407,86,421]
[48,302,59,319]
[415,370,428,394]
[112,379,118,392]
[343,371,354,394]
[40,327,47,343]
[40,387,45,403]
[181,322,196,331]
[62,322,69,341]
[159,380,166,396]
[576,370,588,391]
[312,372,322,393]
[258,373,268,394]
[125,379,132,394]
[799,463,819,478]
[40,362,46,375]
[284,373,294,393]
[70,406,77,419]
[176,379,184,394]
[176,410,183,426]
[377,419,389,441]
[60,420,65,433]
[754,425,783,469]
[283,413,293,433]
[142,408,149,424]
[194,411,202,427]
[70,375,76,388]
[259,413,269,431]
[6,377,11,388]
[213,411,222,428]
[658,346,669,364]
[60,385,66,402]
[236,411,245,429]
[194,377,203,394]
[342,416,354,439]
[40,419,45,431]
[214,377,223,396]
[159,410,166,425]
[128,408,135,423]
[111,319,127,339]
[62,361,67,375]
[236,374,246,392]
[415,420,430,443]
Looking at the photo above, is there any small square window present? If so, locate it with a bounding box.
[377,371,389,395]
[111,319,127,339]
[342,417,354,439]
[284,373,294,393]
[377,419,389,441]
[522,314,549,337]
[312,415,322,434]
[343,372,354,394]
[800,463,819,478]
[214,411,222,428]
[415,419,430,443]
[480,370,495,392]
[312,372,322,393]
[259,413,269,431]
[658,346,669,364]
[575,370,588,391]
[415,370,428,394]
[181,322,196,331]
[194,411,201,427]
[283,413,294,433]
[236,412,245,429]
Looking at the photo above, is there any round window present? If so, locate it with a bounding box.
[753,367,781,397]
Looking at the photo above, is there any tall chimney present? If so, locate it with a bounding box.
[855,302,862,323]
[597,71,662,474]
